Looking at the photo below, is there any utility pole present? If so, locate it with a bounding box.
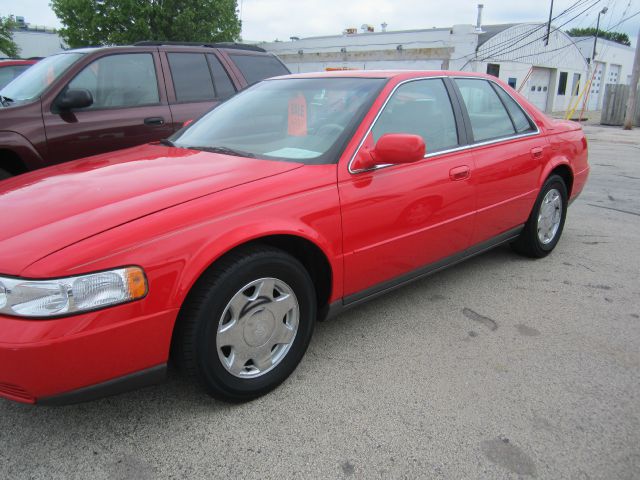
[545,0,554,46]
[591,7,608,63]
[623,27,640,130]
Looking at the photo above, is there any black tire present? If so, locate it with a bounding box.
[0,168,11,181]
[174,245,316,402]
[511,174,568,258]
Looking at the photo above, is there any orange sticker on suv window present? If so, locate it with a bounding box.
[288,93,307,136]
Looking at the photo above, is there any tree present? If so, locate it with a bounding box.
[50,0,241,48]
[0,16,20,58]
[566,27,631,46]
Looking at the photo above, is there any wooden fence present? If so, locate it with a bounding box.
[601,84,640,126]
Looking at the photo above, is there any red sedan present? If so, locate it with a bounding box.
[0,59,37,90]
[0,71,589,405]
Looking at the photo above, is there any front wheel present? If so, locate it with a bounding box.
[175,246,316,402]
[511,174,568,258]
[0,168,11,181]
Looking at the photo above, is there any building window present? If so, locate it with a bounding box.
[507,77,517,89]
[486,63,500,78]
[557,72,568,95]
[571,73,581,96]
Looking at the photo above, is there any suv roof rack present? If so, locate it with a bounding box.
[134,41,266,53]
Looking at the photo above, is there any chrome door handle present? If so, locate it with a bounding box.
[144,117,165,126]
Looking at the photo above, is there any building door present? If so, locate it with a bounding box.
[525,67,551,112]
[608,64,621,84]
[588,62,605,111]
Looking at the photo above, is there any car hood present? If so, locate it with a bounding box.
[0,143,302,275]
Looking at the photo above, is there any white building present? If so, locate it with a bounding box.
[571,36,635,111]
[7,17,66,59]
[263,20,634,113]
[263,25,478,73]
[12,30,66,58]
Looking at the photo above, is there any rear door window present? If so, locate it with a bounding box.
[168,53,216,103]
[67,53,159,109]
[372,78,459,153]
[455,78,516,142]
[229,54,289,85]
[206,54,236,100]
[492,85,535,134]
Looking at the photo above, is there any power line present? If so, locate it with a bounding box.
[452,0,590,64]
[479,0,601,61]
[454,0,595,69]
[476,0,602,62]
[473,0,592,60]
[607,9,640,30]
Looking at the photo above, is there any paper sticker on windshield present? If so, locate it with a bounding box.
[288,93,307,136]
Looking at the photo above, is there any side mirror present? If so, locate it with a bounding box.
[56,88,93,110]
[353,133,426,171]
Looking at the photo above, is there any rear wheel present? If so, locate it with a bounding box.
[511,174,568,258]
[175,246,316,402]
[0,168,11,181]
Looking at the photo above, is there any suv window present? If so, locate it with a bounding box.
[168,53,215,102]
[455,78,516,142]
[372,78,458,153]
[493,85,535,134]
[229,54,289,85]
[206,54,236,100]
[68,53,159,109]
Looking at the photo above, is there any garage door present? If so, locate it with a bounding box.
[525,67,552,112]
[608,64,621,84]
[588,62,605,111]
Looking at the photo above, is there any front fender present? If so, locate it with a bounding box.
[21,165,344,313]
[174,220,343,308]
[0,131,46,171]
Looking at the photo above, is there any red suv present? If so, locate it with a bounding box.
[0,42,289,179]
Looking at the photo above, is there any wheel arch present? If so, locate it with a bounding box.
[0,148,28,176]
[540,157,574,197]
[168,232,336,364]
[0,131,46,173]
[173,230,336,328]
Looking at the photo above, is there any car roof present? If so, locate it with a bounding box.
[0,59,38,66]
[274,70,496,81]
[68,43,269,55]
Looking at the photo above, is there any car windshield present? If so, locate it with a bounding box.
[171,77,386,164]
[0,52,84,104]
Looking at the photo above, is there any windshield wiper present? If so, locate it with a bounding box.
[159,138,175,147]
[186,145,255,158]
[0,95,14,107]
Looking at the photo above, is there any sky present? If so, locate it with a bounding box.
[3,0,639,44]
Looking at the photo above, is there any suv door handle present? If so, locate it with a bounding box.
[531,147,544,159]
[144,117,165,126]
[449,165,470,181]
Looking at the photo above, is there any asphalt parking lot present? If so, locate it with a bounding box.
[1,124,639,479]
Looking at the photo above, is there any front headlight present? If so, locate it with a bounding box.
[0,267,147,318]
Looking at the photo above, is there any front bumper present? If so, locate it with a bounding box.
[0,304,178,404]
